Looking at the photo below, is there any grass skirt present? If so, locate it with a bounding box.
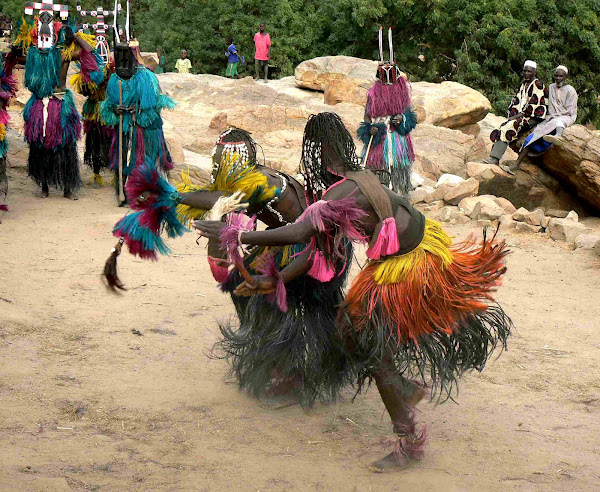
[340,219,512,400]
[215,244,354,406]
[84,121,113,174]
[28,143,81,191]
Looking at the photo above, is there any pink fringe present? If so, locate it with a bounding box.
[208,256,229,283]
[135,126,146,167]
[297,197,366,242]
[382,423,429,462]
[44,98,63,149]
[220,213,256,266]
[255,253,288,312]
[307,248,336,282]
[0,204,8,212]
[365,141,385,170]
[79,49,101,83]
[366,217,400,259]
[0,109,9,125]
[367,78,411,118]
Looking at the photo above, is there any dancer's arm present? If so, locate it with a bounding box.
[179,190,224,209]
[233,249,312,296]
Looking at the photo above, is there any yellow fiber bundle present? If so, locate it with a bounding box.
[62,33,97,61]
[0,124,6,141]
[14,18,34,52]
[373,219,453,285]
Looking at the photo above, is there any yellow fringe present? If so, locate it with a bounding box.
[372,219,454,285]
[14,18,34,51]
[62,33,98,61]
[69,72,98,95]
[174,153,278,226]
[88,173,104,187]
[174,170,210,225]
[0,124,6,142]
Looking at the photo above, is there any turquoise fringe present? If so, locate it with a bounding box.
[24,47,61,99]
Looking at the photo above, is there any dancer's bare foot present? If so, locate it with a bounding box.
[543,135,564,147]
[258,393,300,410]
[369,452,414,473]
[64,190,78,200]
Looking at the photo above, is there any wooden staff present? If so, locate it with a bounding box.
[117,80,125,203]
[363,133,374,165]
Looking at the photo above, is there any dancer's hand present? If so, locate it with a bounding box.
[193,220,226,240]
[391,113,403,126]
[369,125,379,136]
[114,105,127,115]
[234,276,277,296]
[134,191,156,207]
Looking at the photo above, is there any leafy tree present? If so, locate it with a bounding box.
[2,0,600,124]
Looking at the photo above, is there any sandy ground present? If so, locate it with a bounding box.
[1,165,600,492]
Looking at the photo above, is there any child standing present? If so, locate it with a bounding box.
[225,37,239,78]
[175,50,192,73]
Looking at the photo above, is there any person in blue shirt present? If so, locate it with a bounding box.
[225,37,240,78]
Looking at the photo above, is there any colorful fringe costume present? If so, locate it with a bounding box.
[301,170,511,457]
[0,58,18,213]
[71,58,115,185]
[22,26,103,193]
[100,67,175,197]
[358,76,417,195]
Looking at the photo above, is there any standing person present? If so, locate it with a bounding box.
[155,48,165,74]
[175,49,192,74]
[195,112,512,472]
[501,65,578,174]
[225,37,239,78]
[0,54,18,220]
[254,23,271,82]
[481,60,548,165]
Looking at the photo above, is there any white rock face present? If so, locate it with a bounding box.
[436,174,465,188]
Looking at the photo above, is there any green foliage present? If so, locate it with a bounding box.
[3,0,600,124]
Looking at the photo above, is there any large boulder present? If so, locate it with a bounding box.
[412,124,487,178]
[536,125,600,215]
[411,81,492,129]
[548,218,590,243]
[294,56,379,105]
[141,52,159,71]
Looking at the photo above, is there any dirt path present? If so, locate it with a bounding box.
[1,166,599,491]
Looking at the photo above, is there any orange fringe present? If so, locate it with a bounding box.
[345,234,509,343]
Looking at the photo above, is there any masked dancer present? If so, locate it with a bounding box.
[358,27,417,195]
[0,55,18,220]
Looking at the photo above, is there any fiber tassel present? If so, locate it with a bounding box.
[382,420,429,462]
[366,217,400,259]
[253,253,288,312]
[220,213,257,284]
[103,237,126,292]
[208,256,230,283]
[307,249,336,282]
[0,204,8,212]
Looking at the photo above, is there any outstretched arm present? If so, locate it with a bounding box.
[179,190,225,210]
[194,217,316,246]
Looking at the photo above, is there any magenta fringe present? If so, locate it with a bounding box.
[306,248,336,282]
[78,49,101,84]
[254,253,288,312]
[366,79,411,119]
[0,109,9,126]
[366,217,400,259]
[0,204,8,212]
[44,98,63,149]
[135,126,145,167]
[297,197,366,242]
[208,256,230,283]
[220,213,257,267]
[365,141,385,170]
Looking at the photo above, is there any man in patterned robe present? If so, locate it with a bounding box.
[482,60,548,165]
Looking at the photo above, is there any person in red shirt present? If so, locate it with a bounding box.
[254,23,271,82]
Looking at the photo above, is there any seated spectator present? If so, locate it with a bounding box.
[482,60,548,165]
[501,65,578,174]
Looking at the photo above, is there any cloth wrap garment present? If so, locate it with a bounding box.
[359,77,417,195]
[490,78,548,145]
